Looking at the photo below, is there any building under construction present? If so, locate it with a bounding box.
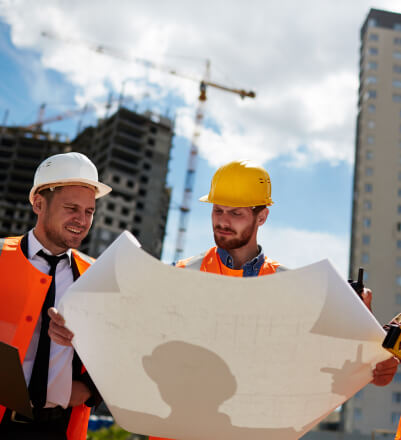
[0,107,173,259]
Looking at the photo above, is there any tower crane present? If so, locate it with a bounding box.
[41,31,256,261]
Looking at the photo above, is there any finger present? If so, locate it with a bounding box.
[49,320,74,340]
[48,329,73,347]
[48,307,65,325]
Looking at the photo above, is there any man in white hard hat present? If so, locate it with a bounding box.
[0,152,111,440]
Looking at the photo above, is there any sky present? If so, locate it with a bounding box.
[1,0,401,278]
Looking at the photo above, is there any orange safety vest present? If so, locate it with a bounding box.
[149,246,281,440]
[396,417,401,440]
[0,236,94,440]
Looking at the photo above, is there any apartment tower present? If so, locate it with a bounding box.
[347,8,401,435]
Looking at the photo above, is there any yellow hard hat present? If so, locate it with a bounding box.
[199,160,273,207]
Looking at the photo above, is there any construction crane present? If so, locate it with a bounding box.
[41,31,256,261]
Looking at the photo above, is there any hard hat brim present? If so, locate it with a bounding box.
[29,178,112,204]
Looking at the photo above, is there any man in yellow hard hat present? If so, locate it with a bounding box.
[147,159,398,440]
[0,152,111,440]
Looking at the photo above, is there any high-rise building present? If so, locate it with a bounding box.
[347,8,401,435]
[0,107,173,259]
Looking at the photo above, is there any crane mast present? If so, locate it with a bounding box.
[40,31,256,260]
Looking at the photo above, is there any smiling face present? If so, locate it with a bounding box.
[33,185,96,254]
[212,204,267,250]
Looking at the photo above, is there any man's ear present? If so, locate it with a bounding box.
[257,208,269,226]
[32,194,44,215]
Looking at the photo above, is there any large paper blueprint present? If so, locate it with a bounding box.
[59,231,390,440]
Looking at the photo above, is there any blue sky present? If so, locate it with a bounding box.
[1,0,401,277]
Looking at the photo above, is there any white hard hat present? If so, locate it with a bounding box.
[29,152,112,204]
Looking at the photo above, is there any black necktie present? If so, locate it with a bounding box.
[28,250,68,408]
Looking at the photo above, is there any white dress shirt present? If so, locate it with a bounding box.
[22,230,74,409]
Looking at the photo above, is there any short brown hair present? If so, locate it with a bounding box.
[252,205,267,215]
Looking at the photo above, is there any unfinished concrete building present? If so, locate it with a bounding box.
[0,127,69,238]
[74,107,173,259]
[0,107,173,259]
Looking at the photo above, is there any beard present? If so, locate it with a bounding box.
[213,219,256,250]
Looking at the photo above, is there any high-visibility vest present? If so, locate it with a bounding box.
[0,236,94,440]
[149,246,282,440]
[396,417,401,440]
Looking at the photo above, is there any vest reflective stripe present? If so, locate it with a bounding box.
[0,236,92,440]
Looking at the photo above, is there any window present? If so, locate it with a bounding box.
[137,202,144,210]
[368,104,376,113]
[395,372,401,382]
[395,23,401,31]
[134,215,142,223]
[362,235,370,245]
[367,120,375,129]
[395,65,401,74]
[397,205,401,214]
[394,94,401,103]
[366,90,377,99]
[140,176,149,184]
[363,271,368,282]
[397,276,401,287]
[363,217,371,227]
[354,408,362,420]
[365,167,373,176]
[112,175,120,183]
[398,171,401,181]
[150,126,158,134]
[365,183,372,193]
[394,51,401,60]
[367,136,374,144]
[397,239,401,249]
[364,200,372,210]
[107,202,115,210]
[365,76,377,84]
[396,294,401,305]
[367,61,378,70]
[361,253,369,264]
[394,80,401,88]
[393,392,401,403]
[366,151,373,160]
[396,37,401,45]
[119,221,127,229]
[368,47,378,55]
[121,207,129,216]
[392,412,401,425]
[126,180,134,188]
[145,150,153,158]
[369,33,379,41]
[148,138,155,146]
[139,188,147,196]
[397,257,401,267]
[355,390,364,399]
[398,222,401,231]
[368,18,377,27]
[104,217,113,225]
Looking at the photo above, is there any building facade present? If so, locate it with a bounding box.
[347,8,401,435]
[0,107,173,259]
[74,107,173,259]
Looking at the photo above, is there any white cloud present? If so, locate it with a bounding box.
[1,0,401,168]
[260,224,350,278]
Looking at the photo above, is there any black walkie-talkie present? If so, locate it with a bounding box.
[348,267,364,298]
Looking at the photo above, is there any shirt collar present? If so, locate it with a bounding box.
[28,229,72,266]
[217,245,265,270]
